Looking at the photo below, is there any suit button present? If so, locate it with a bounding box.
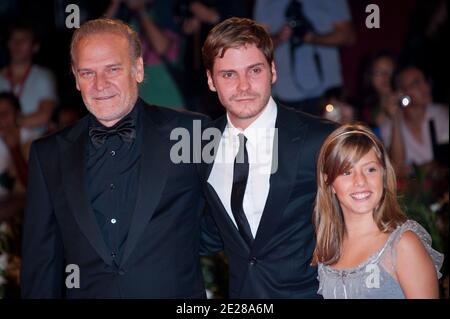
[111,252,117,258]
[249,257,257,266]
[118,269,125,275]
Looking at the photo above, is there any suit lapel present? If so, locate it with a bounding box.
[203,110,309,253]
[206,183,252,253]
[202,117,252,249]
[201,116,227,181]
[251,105,308,253]
[120,103,170,266]
[59,118,113,265]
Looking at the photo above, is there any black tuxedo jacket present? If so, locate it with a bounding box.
[200,105,337,298]
[21,100,207,298]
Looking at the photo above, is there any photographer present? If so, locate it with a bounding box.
[179,0,249,116]
[0,92,37,197]
[380,66,449,177]
[254,0,355,115]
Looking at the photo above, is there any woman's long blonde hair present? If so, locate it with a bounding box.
[311,123,406,266]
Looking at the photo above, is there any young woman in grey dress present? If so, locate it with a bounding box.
[312,124,443,299]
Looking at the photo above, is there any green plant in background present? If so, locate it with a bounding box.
[0,220,22,299]
[398,162,449,298]
[398,163,448,254]
[0,222,11,299]
[200,253,229,299]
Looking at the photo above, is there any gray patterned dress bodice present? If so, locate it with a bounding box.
[318,220,443,299]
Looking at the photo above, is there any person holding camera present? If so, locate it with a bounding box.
[379,66,449,177]
[179,0,249,116]
[104,0,186,109]
[254,0,355,116]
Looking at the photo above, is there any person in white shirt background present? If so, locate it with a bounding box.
[0,22,58,135]
[379,65,449,177]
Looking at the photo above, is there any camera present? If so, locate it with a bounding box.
[174,0,194,23]
[399,95,411,108]
[285,0,315,49]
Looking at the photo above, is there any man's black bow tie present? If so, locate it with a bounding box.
[89,117,136,148]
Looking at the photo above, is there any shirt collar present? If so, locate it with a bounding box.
[89,101,139,130]
[225,96,277,144]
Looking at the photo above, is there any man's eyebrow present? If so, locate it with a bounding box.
[217,69,236,74]
[246,63,265,70]
[217,63,266,73]
[76,67,93,72]
[77,63,123,72]
[105,63,123,68]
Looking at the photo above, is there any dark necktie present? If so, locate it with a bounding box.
[230,133,254,248]
[89,116,136,148]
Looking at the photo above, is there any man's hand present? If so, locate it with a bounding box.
[273,25,293,47]
[125,0,147,12]
[302,21,355,46]
[189,1,220,25]
[183,17,201,35]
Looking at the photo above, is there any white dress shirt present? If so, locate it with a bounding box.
[208,97,277,238]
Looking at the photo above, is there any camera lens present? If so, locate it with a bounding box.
[400,95,411,108]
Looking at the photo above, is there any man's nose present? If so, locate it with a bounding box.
[237,74,250,92]
[94,73,109,91]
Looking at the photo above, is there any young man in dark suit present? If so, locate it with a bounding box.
[199,17,337,298]
[21,18,207,298]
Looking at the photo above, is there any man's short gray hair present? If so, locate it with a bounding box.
[70,18,142,66]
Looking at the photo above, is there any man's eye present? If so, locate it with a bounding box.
[250,67,262,74]
[108,67,121,74]
[222,72,234,79]
[80,71,94,79]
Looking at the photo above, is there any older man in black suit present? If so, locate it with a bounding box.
[21,18,207,298]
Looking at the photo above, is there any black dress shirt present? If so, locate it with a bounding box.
[86,104,142,265]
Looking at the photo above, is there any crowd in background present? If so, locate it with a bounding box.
[0,0,448,298]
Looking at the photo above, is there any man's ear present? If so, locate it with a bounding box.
[72,66,80,91]
[271,61,277,84]
[206,70,216,92]
[134,57,144,83]
[32,43,40,54]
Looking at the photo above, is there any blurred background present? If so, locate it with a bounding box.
[0,0,448,299]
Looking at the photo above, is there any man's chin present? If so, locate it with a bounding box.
[88,107,122,125]
[95,115,124,127]
[236,106,265,120]
[90,97,118,106]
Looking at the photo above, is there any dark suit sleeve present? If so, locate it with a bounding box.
[200,204,224,256]
[21,143,64,298]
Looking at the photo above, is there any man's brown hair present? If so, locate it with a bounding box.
[202,17,274,73]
